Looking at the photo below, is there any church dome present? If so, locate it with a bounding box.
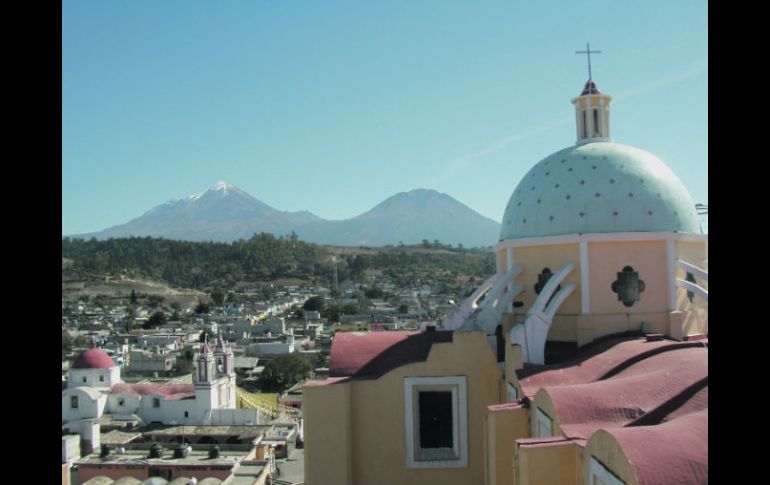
[500,141,701,241]
[72,347,115,369]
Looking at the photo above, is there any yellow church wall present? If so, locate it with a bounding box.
[516,439,580,485]
[577,312,671,346]
[587,241,668,315]
[306,331,502,485]
[580,430,639,485]
[531,389,562,437]
[497,249,508,275]
[303,380,354,485]
[547,315,579,341]
[511,243,582,316]
[504,328,524,389]
[485,404,530,485]
[673,240,708,338]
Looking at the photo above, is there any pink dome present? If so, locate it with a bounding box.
[72,348,115,369]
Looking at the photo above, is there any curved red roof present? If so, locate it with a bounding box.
[518,336,701,398]
[543,346,708,439]
[72,348,116,369]
[607,409,708,485]
[329,331,453,379]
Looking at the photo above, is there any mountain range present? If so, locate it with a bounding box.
[70,182,501,247]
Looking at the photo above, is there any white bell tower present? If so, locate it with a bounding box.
[572,43,612,144]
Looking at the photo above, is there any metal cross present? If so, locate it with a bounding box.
[576,42,602,81]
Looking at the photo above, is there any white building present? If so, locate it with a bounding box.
[62,340,258,427]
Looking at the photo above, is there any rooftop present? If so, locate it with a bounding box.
[328,330,453,379]
[76,445,247,468]
[110,383,195,400]
[143,425,272,440]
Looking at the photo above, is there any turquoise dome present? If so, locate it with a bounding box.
[500,142,701,241]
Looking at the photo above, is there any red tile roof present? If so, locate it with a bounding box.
[542,346,708,440]
[329,330,453,379]
[518,335,705,398]
[607,409,708,485]
[110,383,196,400]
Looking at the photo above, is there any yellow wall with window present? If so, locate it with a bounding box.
[304,331,502,485]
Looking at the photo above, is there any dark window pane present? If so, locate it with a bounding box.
[419,391,453,449]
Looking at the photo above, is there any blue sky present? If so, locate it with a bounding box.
[62,0,707,235]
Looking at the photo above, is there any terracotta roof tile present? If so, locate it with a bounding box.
[329,330,453,379]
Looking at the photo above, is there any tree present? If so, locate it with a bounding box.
[398,303,409,314]
[147,295,165,308]
[62,330,73,352]
[323,305,342,323]
[144,311,167,329]
[303,296,325,312]
[364,287,385,299]
[257,353,313,392]
[261,286,276,301]
[341,303,361,315]
[210,288,225,307]
[195,299,211,314]
[293,307,306,320]
[129,290,138,304]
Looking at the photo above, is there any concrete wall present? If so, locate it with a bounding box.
[485,404,530,485]
[516,439,580,485]
[208,408,260,426]
[62,389,106,422]
[304,331,502,485]
[69,367,120,388]
[304,380,353,485]
[106,393,141,415]
[580,430,638,485]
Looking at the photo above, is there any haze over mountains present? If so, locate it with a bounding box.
[70,182,501,247]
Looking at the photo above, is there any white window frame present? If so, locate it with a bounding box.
[535,408,553,437]
[589,457,625,485]
[404,376,468,469]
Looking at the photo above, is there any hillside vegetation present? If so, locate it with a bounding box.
[62,234,495,291]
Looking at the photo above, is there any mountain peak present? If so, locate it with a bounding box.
[209,181,236,193]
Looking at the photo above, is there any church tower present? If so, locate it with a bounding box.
[194,341,218,409]
[213,337,237,408]
[572,43,612,144]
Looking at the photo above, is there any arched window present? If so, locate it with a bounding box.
[593,109,600,136]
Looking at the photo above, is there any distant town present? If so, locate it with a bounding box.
[62,238,490,484]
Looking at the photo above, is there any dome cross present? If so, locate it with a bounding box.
[576,42,602,81]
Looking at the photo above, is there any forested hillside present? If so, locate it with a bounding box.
[62,234,495,290]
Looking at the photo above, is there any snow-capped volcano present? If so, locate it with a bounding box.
[76,182,324,242]
[71,184,501,247]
